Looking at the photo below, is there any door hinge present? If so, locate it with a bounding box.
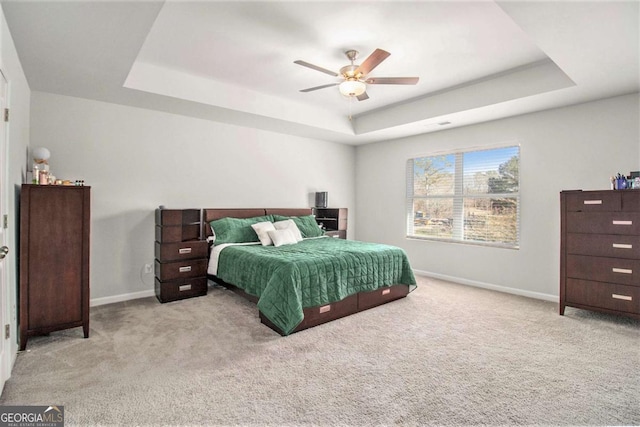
[2,214,7,229]
[3,108,8,122]
[4,324,9,340]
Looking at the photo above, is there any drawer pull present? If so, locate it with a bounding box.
[319,304,331,314]
[179,284,192,292]
[179,266,192,273]
[612,243,633,249]
[382,289,391,295]
[179,247,192,254]
[583,200,602,205]
[612,294,632,301]
[612,220,632,226]
[612,267,632,274]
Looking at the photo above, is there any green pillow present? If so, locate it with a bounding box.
[272,214,324,238]
[210,215,273,245]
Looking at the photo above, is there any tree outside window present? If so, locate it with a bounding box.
[406,145,520,248]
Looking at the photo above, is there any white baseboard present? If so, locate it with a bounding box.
[413,269,558,302]
[90,289,155,307]
[90,273,557,307]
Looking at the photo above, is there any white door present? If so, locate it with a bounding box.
[0,70,10,391]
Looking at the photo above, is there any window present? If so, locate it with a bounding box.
[406,145,520,248]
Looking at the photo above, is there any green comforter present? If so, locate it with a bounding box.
[216,237,416,334]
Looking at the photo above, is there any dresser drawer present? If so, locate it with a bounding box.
[155,277,208,303]
[566,212,640,235]
[566,279,639,314]
[155,258,207,281]
[565,192,621,212]
[566,233,640,259]
[155,240,208,262]
[567,255,639,286]
[622,191,640,212]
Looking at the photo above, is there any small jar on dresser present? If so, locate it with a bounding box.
[154,209,208,302]
[560,190,639,319]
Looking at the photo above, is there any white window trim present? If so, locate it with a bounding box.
[406,144,520,249]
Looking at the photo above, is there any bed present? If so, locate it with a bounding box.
[204,208,416,335]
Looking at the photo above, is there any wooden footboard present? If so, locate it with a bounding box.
[262,284,410,335]
[212,275,409,335]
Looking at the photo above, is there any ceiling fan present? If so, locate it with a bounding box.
[294,48,419,101]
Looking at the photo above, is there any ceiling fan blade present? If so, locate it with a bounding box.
[299,83,339,93]
[356,92,369,101]
[366,77,419,85]
[294,60,339,77]
[354,48,390,76]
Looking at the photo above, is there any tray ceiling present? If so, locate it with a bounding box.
[3,1,638,145]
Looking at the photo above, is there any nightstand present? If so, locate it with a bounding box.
[314,208,348,239]
[154,209,208,303]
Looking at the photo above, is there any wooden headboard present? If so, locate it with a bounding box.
[202,208,313,238]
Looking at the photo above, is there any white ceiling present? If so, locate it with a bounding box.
[3,0,639,145]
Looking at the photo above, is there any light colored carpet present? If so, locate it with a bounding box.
[2,275,638,426]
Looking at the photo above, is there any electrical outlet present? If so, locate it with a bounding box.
[144,264,153,274]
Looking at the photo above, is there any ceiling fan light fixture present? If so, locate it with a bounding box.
[339,80,366,97]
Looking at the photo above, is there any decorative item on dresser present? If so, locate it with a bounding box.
[154,209,208,303]
[313,207,347,239]
[560,190,640,319]
[19,184,91,350]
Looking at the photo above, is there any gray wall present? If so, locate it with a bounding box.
[355,93,640,299]
[30,91,356,304]
[26,89,640,304]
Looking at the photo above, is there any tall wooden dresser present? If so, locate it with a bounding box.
[560,190,639,319]
[154,209,208,302]
[19,184,91,350]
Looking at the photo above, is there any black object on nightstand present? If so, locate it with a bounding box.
[154,209,208,302]
[314,208,348,239]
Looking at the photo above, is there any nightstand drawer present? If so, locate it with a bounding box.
[155,240,208,262]
[324,230,346,239]
[566,212,640,235]
[155,277,208,303]
[566,255,639,286]
[155,258,207,281]
[566,279,639,314]
[566,233,640,259]
[565,192,621,212]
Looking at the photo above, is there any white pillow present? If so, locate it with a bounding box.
[267,229,298,247]
[273,219,303,242]
[251,221,276,246]
[207,227,216,244]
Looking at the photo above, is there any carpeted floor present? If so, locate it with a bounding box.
[2,275,639,426]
